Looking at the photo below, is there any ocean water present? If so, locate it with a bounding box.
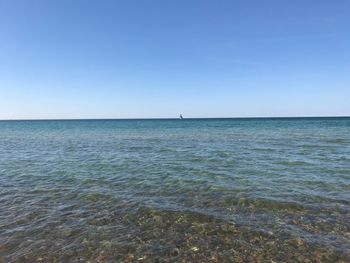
[0,118,349,262]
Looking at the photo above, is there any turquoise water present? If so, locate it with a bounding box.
[0,118,349,262]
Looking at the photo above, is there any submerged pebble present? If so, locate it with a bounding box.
[170,247,180,256]
[190,246,199,252]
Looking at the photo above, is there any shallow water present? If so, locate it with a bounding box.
[0,118,349,262]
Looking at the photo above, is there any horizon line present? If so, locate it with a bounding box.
[0,115,350,121]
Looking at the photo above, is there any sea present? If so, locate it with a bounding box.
[0,118,349,262]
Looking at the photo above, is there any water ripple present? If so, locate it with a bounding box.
[0,118,349,262]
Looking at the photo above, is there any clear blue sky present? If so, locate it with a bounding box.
[1,0,349,119]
